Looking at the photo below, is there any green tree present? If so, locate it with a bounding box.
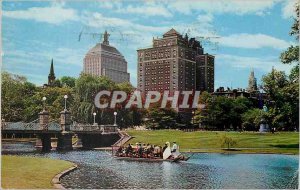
[195,93,253,130]
[146,107,177,129]
[261,4,299,130]
[60,76,76,88]
[1,72,38,122]
[194,92,212,128]
[117,82,134,93]
[242,108,269,131]
[220,135,237,150]
[53,79,62,88]
[71,73,117,124]
[206,96,234,130]
[280,2,299,81]
[34,87,73,120]
[231,97,253,130]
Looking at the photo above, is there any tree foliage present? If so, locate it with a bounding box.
[1,72,73,122]
[195,94,253,130]
[261,4,299,130]
[242,108,269,131]
[1,72,38,122]
[145,107,177,129]
[71,74,117,123]
[220,135,237,150]
[61,76,76,88]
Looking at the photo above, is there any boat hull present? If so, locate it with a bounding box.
[113,156,188,162]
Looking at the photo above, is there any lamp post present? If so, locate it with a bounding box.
[192,110,195,125]
[93,112,96,125]
[113,112,117,126]
[64,95,68,111]
[121,118,124,130]
[42,97,46,111]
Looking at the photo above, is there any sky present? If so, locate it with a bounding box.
[2,0,297,89]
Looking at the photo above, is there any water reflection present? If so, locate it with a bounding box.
[2,142,299,189]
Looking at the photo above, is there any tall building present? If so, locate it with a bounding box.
[196,54,214,92]
[247,69,258,92]
[48,59,56,86]
[137,28,214,95]
[83,31,130,83]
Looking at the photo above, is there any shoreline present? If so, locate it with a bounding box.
[52,164,78,189]
[93,147,298,155]
[2,138,298,155]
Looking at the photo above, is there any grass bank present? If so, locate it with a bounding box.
[1,155,74,189]
[126,130,299,154]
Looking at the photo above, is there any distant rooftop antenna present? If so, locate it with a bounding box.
[78,27,139,44]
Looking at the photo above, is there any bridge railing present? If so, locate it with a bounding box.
[45,121,61,131]
[100,125,118,133]
[70,123,118,133]
[2,122,40,131]
[2,121,119,133]
[70,124,101,132]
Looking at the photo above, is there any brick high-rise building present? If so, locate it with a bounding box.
[137,28,214,95]
[83,31,130,83]
[196,54,214,92]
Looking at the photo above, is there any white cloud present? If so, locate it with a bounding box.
[98,0,122,9]
[217,54,293,72]
[54,47,85,67]
[116,4,172,17]
[3,5,79,24]
[216,33,292,50]
[282,0,297,19]
[81,11,170,33]
[197,13,213,23]
[98,1,172,17]
[80,11,172,50]
[97,0,280,17]
[166,0,279,15]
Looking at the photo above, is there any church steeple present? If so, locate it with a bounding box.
[48,59,56,86]
[248,68,258,92]
[103,30,110,45]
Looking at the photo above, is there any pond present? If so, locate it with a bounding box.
[2,141,299,189]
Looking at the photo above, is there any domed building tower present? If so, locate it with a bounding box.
[83,30,130,83]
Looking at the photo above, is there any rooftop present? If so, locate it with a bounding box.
[87,43,122,56]
[163,28,181,38]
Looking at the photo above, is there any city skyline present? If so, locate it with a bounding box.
[2,0,297,89]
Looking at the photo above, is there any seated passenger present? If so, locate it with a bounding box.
[159,146,163,158]
[153,145,161,157]
[125,144,133,157]
[171,142,178,153]
[145,144,151,158]
[138,143,143,157]
[116,146,123,156]
[171,142,180,158]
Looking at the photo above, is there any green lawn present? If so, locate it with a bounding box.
[126,130,299,154]
[1,155,74,189]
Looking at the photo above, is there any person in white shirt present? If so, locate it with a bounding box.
[171,142,180,158]
[171,142,178,153]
